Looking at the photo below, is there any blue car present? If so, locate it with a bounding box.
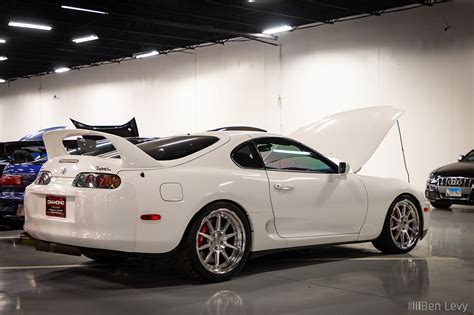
[0,127,65,228]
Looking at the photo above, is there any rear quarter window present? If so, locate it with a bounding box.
[231,143,263,169]
[138,136,219,161]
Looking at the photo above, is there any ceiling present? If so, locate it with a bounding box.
[0,0,443,81]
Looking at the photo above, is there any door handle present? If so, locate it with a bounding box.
[274,184,294,191]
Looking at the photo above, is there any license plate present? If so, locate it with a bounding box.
[446,187,462,197]
[16,204,25,217]
[45,195,67,218]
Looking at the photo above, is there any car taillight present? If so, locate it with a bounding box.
[35,171,52,185]
[0,175,22,186]
[73,173,121,189]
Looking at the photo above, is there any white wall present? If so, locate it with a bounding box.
[0,1,473,190]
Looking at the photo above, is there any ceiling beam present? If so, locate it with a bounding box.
[207,0,328,24]
[105,12,276,40]
[303,0,382,16]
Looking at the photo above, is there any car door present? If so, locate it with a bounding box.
[254,137,367,238]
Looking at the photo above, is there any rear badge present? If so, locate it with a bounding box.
[60,167,67,175]
[95,166,112,172]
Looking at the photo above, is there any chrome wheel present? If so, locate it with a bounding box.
[390,200,420,250]
[196,208,246,275]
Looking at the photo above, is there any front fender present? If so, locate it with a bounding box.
[357,175,429,241]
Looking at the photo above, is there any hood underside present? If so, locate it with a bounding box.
[70,118,139,138]
[290,106,405,172]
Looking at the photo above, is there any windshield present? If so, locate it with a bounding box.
[462,150,474,162]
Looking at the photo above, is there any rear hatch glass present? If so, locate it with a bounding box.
[136,136,219,161]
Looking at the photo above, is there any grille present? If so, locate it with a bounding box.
[438,177,473,187]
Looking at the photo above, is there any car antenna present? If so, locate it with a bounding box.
[397,120,410,183]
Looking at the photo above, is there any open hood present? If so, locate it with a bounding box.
[70,118,139,138]
[290,106,405,172]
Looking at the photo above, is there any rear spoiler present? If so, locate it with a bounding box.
[70,118,139,138]
[44,129,159,168]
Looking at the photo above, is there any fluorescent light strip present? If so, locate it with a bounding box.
[262,25,293,35]
[0,79,6,83]
[61,5,108,15]
[72,35,99,43]
[8,21,52,31]
[133,50,159,59]
[0,56,7,61]
[55,67,70,73]
[0,39,6,44]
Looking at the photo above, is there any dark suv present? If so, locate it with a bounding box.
[425,149,474,208]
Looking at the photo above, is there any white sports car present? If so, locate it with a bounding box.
[24,107,430,282]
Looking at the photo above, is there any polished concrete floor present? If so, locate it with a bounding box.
[1,207,473,315]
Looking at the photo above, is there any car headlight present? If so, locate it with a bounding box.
[35,171,52,185]
[427,174,438,184]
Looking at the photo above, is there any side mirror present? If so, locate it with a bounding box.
[338,162,350,174]
[457,155,464,162]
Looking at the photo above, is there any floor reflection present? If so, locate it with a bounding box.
[201,291,245,315]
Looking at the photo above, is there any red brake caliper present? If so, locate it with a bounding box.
[197,223,209,247]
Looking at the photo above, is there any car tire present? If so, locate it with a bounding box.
[83,251,129,263]
[372,195,422,254]
[430,201,452,209]
[175,201,251,282]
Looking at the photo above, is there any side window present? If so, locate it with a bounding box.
[231,143,263,169]
[255,138,336,173]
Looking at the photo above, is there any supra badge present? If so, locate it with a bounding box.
[95,166,112,172]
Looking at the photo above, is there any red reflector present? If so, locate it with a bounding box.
[0,175,22,186]
[423,207,430,212]
[141,214,161,221]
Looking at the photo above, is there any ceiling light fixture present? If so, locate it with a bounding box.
[61,5,108,15]
[0,79,6,83]
[0,56,7,61]
[8,21,52,31]
[262,25,293,35]
[133,50,159,59]
[0,39,6,44]
[55,67,70,73]
[72,34,99,43]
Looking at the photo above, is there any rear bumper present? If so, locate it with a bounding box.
[24,178,139,253]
